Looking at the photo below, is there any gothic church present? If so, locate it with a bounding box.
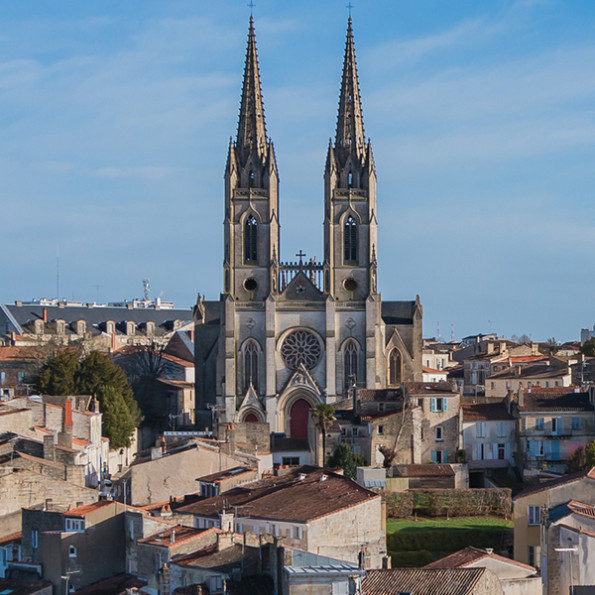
[194,18,422,441]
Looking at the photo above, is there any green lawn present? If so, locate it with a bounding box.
[386,516,513,568]
[387,516,512,533]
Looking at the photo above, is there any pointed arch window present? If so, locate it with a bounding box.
[389,349,402,386]
[249,170,255,188]
[344,216,357,264]
[344,341,358,391]
[244,341,259,390]
[348,171,353,187]
[244,216,258,263]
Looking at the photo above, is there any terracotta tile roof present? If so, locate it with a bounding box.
[462,402,513,421]
[568,500,595,519]
[514,468,595,500]
[157,379,194,388]
[72,438,90,446]
[392,464,454,478]
[0,531,22,546]
[161,352,194,367]
[363,567,489,595]
[422,366,448,374]
[33,426,52,434]
[424,546,536,573]
[138,525,211,548]
[0,346,38,362]
[71,573,146,594]
[64,500,114,517]
[490,363,570,380]
[517,389,593,412]
[0,407,29,417]
[176,467,379,523]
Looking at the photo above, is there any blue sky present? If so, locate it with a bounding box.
[1,0,595,342]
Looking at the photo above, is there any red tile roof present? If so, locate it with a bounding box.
[176,467,379,523]
[161,352,194,367]
[138,525,212,548]
[404,381,458,395]
[64,500,114,517]
[0,531,22,546]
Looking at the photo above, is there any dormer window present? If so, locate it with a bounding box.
[34,320,44,335]
[126,321,135,336]
[146,321,155,336]
[76,320,86,335]
[56,320,66,335]
[106,321,115,334]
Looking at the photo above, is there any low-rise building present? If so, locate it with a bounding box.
[510,387,595,476]
[486,362,572,399]
[425,546,541,595]
[461,401,516,480]
[174,466,387,568]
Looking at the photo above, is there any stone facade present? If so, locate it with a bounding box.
[194,18,423,446]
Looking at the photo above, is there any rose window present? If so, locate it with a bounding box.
[280,330,322,370]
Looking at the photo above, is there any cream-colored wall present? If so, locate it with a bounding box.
[486,374,571,398]
[306,497,385,568]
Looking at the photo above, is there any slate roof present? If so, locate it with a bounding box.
[197,467,256,484]
[462,401,513,421]
[424,546,536,573]
[404,381,458,395]
[363,567,490,595]
[381,301,417,325]
[175,467,379,523]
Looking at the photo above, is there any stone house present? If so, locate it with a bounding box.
[196,467,258,498]
[509,387,595,476]
[461,401,516,484]
[0,346,38,399]
[486,361,572,399]
[174,466,387,569]
[424,546,541,595]
[405,382,461,464]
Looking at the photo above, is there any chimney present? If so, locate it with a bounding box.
[358,547,371,570]
[161,435,166,454]
[382,554,392,569]
[42,308,47,322]
[43,433,56,461]
[64,399,73,428]
[518,386,525,408]
[170,529,175,545]
[189,329,194,342]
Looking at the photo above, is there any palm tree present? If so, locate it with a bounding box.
[312,403,336,467]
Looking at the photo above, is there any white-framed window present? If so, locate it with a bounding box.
[528,506,541,526]
[476,422,485,438]
[64,519,85,533]
[294,526,303,540]
[435,426,443,441]
[69,545,77,558]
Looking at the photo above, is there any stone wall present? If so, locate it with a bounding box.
[0,468,97,540]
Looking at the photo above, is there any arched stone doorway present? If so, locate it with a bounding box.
[289,398,312,439]
[244,413,258,423]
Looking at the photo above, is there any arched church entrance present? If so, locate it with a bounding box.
[289,398,311,439]
[244,413,258,423]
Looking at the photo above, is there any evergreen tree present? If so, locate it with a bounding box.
[327,443,365,479]
[97,385,135,448]
[36,349,79,395]
[580,338,595,357]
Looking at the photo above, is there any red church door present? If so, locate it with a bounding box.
[244,413,258,423]
[289,399,311,439]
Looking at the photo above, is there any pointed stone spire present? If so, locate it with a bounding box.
[236,17,267,165]
[335,18,365,160]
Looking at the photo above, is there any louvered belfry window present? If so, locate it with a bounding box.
[344,216,357,264]
[245,216,258,262]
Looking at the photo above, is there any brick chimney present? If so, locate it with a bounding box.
[43,433,56,461]
[518,386,525,408]
[42,308,47,322]
[57,399,73,448]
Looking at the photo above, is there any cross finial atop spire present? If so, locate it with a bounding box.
[334,15,365,158]
[248,0,255,17]
[346,2,354,18]
[236,16,267,165]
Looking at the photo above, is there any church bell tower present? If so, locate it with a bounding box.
[324,18,378,301]
[224,17,280,302]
